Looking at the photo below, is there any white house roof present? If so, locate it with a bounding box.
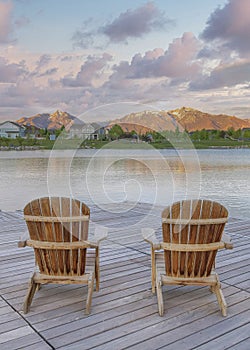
[0,121,26,129]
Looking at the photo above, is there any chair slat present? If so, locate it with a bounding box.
[25,199,49,274]
[24,215,89,222]
[179,200,191,277]
[161,241,225,251]
[51,197,64,274]
[39,197,57,274]
[26,239,96,249]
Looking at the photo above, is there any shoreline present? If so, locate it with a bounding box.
[0,145,249,151]
[1,136,250,151]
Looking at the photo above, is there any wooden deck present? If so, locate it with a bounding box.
[0,202,249,349]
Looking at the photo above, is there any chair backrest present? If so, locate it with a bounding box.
[161,199,228,278]
[24,197,90,276]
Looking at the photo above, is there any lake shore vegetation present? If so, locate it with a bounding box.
[1,126,250,150]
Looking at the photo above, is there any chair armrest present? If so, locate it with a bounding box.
[18,232,30,248]
[142,228,161,250]
[90,225,108,245]
[221,233,233,249]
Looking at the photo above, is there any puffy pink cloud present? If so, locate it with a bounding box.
[0,0,13,43]
[152,32,201,78]
[143,48,164,60]
[190,60,250,90]
[110,33,201,80]
[201,0,250,55]
[62,53,112,87]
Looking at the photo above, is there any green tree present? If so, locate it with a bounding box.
[227,127,235,137]
[109,124,124,140]
[209,130,219,139]
[55,125,65,138]
[242,129,250,139]
[199,129,209,140]
[40,128,50,139]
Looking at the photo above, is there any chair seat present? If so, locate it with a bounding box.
[32,249,96,283]
[156,252,218,285]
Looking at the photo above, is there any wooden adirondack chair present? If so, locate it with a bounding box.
[19,197,107,314]
[142,199,233,316]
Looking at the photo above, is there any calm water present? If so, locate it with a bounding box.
[0,148,249,219]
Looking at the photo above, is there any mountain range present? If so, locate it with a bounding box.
[16,107,250,133]
[108,107,250,133]
[17,110,77,130]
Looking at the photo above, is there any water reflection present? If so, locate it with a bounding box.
[0,149,249,219]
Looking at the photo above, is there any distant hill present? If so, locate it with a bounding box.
[108,107,250,133]
[169,107,250,132]
[17,110,77,130]
[16,107,250,133]
[108,110,173,133]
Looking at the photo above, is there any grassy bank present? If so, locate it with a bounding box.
[1,137,250,150]
[0,137,55,150]
[190,139,250,149]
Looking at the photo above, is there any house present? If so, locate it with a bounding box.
[49,134,56,141]
[0,121,26,139]
[69,121,106,140]
[24,125,43,139]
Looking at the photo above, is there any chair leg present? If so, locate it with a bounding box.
[95,247,100,292]
[209,285,215,293]
[85,272,95,315]
[214,281,227,316]
[23,275,38,314]
[151,247,156,293]
[156,274,164,316]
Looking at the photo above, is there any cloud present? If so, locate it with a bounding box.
[0,56,26,82]
[62,53,112,87]
[38,67,58,77]
[101,2,173,43]
[0,32,203,119]
[36,54,51,69]
[96,34,202,106]
[190,60,250,90]
[72,2,174,48]
[71,17,99,49]
[61,55,73,62]
[201,0,250,55]
[0,0,13,43]
[60,54,84,62]
[72,29,94,50]
[110,33,201,80]
[0,73,87,114]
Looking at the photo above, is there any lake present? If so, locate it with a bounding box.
[0,148,249,220]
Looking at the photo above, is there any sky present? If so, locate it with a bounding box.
[0,0,250,122]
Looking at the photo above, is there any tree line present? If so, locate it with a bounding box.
[108,124,250,142]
